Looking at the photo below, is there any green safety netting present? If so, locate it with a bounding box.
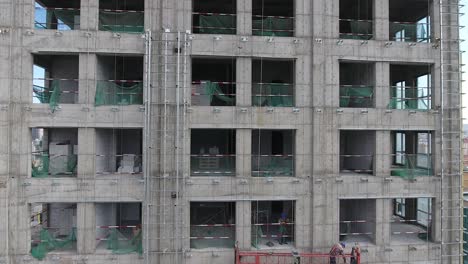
[391,155,433,180]
[35,9,80,30]
[31,228,77,260]
[390,22,428,42]
[252,157,294,177]
[388,87,429,110]
[340,20,373,40]
[202,81,235,104]
[32,154,77,178]
[190,226,235,249]
[95,82,143,106]
[252,17,294,37]
[252,83,293,107]
[251,225,263,249]
[106,229,142,255]
[339,86,373,107]
[99,11,144,33]
[33,81,61,112]
[198,15,236,34]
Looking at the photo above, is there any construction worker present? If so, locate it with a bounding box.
[278,212,288,245]
[350,243,360,264]
[329,242,347,264]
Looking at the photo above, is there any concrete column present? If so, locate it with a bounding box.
[80,0,99,31]
[295,0,312,37]
[78,53,96,105]
[295,56,311,107]
[77,128,95,179]
[375,131,391,177]
[236,129,251,177]
[8,193,29,255]
[295,197,311,249]
[375,62,389,109]
[374,0,389,41]
[236,201,251,250]
[237,0,251,36]
[375,198,391,246]
[77,203,95,254]
[236,57,251,107]
[314,0,339,39]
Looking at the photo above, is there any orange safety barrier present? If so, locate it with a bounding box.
[235,246,360,264]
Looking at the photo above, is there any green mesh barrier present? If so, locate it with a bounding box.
[33,81,61,111]
[252,83,293,107]
[251,225,263,249]
[340,86,373,107]
[391,155,433,180]
[252,156,294,177]
[198,15,236,34]
[202,81,235,104]
[32,153,50,178]
[388,86,430,110]
[31,228,77,260]
[99,11,144,33]
[340,20,373,40]
[32,154,77,178]
[252,17,294,37]
[106,229,142,255]
[95,82,143,106]
[35,9,80,30]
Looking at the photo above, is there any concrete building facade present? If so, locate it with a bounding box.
[0,0,463,264]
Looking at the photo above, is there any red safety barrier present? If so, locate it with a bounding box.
[235,247,360,264]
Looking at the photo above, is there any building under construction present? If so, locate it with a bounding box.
[0,0,464,263]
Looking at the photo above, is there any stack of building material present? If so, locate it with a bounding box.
[118,154,141,173]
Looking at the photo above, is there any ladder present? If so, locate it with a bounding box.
[439,0,464,263]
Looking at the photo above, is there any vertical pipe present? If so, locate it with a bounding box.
[438,0,445,260]
[163,30,168,233]
[175,31,181,264]
[182,32,188,260]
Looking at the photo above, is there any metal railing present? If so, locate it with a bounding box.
[35,6,80,30]
[251,155,294,177]
[190,154,236,176]
[95,80,143,106]
[252,15,294,37]
[389,86,431,110]
[192,12,236,34]
[390,22,430,43]
[33,78,79,104]
[252,83,293,107]
[191,81,236,106]
[339,19,373,40]
[339,85,374,108]
[98,9,144,33]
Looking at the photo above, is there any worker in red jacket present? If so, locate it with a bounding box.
[329,242,347,264]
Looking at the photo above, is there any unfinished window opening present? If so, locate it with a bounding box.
[251,201,295,249]
[340,62,374,108]
[252,0,294,37]
[31,128,78,178]
[340,130,375,175]
[252,130,294,177]
[192,58,236,106]
[391,131,433,179]
[95,129,142,175]
[392,198,433,244]
[192,0,236,34]
[340,199,376,244]
[190,202,235,249]
[252,59,294,107]
[191,129,236,176]
[99,0,144,33]
[96,55,143,106]
[96,203,142,254]
[33,55,79,106]
[30,203,77,260]
[35,0,80,30]
[390,0,431,42]
[339,0,373,40]
[389,64,432,110]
